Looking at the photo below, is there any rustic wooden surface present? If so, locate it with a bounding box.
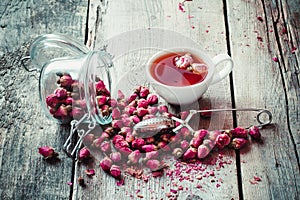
[0,0,299,200]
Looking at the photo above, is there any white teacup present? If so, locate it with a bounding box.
[146,48,233,105]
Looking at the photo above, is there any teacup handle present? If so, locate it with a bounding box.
[210,54,233,84]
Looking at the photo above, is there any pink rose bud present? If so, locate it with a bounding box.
[197,145,211,159]
[95,80,106,91]
[120,127,132,135]
[59,74,74,88]
[110,165,122,179]
[65,97,74,105]
[110,152,122,163]
[124,106,136,115]
[208,130,221,141]
[92,136,106,148]
[100,141,111,153]
[130,115,140,124]
[112,120,123,129]
[117,99,127,109]
[137,99,149,108]
[147,94,158,105]
[107,98,118,107]
[172,148,183,158]
[145,151,159,160]
[142,144,157,152]
[127,150,142,164]
[46,94,60,107]
[231,127,248,138]
[96,95,107,107]
[249,126,261,140]
[100,157,112,172]
[216,133,231,149]
[117,90,125,100]
[38,146,58,159]
[139,87,150,98]
[202,139,215,149]
[85,169,95,176]
[54,88,68,100]
[125,133,135,143]
[147,106,158,115]
[137,107,148,117]
[128,93,138,103]
[158,105,168,113]
[231,138,248,149]
[122,117,133,127]
[112,107,121,119]
[132,138,145,150]
[180,140,190,150]
[190,129,208,148]
[79,147,90,160]
[54,105,69,119]
[113,135,124,144]
[118,147,133,156]
[146,159,161,171]
[183,147,197,160]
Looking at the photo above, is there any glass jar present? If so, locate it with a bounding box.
[23,34,115,125]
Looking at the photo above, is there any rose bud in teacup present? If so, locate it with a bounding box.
[146,48,233,105]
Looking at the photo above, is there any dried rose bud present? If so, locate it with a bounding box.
[147,106,158,115]
[137,99,149,108]
[136,107,148,117]
[145,151,159,160]
[202,139,215,149]
[117,90,125,100]
[158,105,168,113]
[180,140,189,150]
[54,88,68,100]
[110,165,122,179]
[111,120,123,129]
[128,93,138,103]
[139,87,150,98]
[107,98,118,107]
[46,94,60,108]
[117,99,127,109]
[125,133,135,143]
[100,141,111,153]
[92,136,106,148]
[132,138,145,150]
[146,159,161,171]
[172,148,183,158]
[183,147,197,160]
[112,107,121,119]
[249,126,261,140]
[120,127,132,135]
[64,97,74,105]
[231,127,248,138]
[127,150,142,164]
[122,117,133,127]
[147,94,158,105]
[79,147,90,160]
[100,157,112,172]
[38,146,58,159]
[97,95,107,107]
[85,169,95,176]
[216,133,231,149]
[114,140,129,149]
[110,152,122,163]
[190,129,208,148]
[95,80,106,92]
[113,135,125,145]
[179,127,191,139]
[131,115,141,124]
[231,138,248,149]
[144,137,155,144]
[59,74,74,88]
[54,105,69,119]
[142,144,157,152]
[118,147,133,155]
[124,106,136,115]
[197,145,211,159]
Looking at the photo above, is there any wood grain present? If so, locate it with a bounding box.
[0,0,88,199]
[226,0,300,199]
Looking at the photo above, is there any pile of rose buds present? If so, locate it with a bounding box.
[45,73,111,123]
[75,85,262,182]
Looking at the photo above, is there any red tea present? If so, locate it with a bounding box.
[150,52,208,87]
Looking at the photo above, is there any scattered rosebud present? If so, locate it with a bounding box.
[95,80,106,92]
[107,98,118,107]
[127,150,142,164]
[146,159,161,171]
[100,141,111,153]
[58,74,74,88]
[132,138,146,150]
[158,105,168,113]
[216,133,231,149]
[117,90,125,100]
[38,146,58,159]
[54,105,69,119]
[142,144,157,152]
[130,115,141,124]
[249,126,261,140]
[180,140,190,150]
[46,94,60,108]
[147,94,158,105]
[137,99,149,108]
[85,169,95,176]
[231,127,248,138]
[139,87,150,98]
[64,96,74,105]
[79,147,90,160]
[110,152,122,163]
[118,147,133,155]
[54,88,68,100]
[190,129,208,148]
[111,119,123,129]
[147,106,158,115]
[197,145,211,159]
[124,106,136,115]
[136,107,148,117]
[128,93,138,103]
[100,157,113,172]
[183,147,197,160]
[145,151,159,161]
[231,138,248,149]
[112,107,121,119]
[110,165,122,179]
[96,95,107,107]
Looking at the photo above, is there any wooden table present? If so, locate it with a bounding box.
[0,0,299,199]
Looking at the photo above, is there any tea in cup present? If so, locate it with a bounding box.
[146,48,233,105]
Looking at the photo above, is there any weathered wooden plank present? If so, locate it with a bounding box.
[226,0,300,199]
[0,0,88,199]
[74,0,238,199]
